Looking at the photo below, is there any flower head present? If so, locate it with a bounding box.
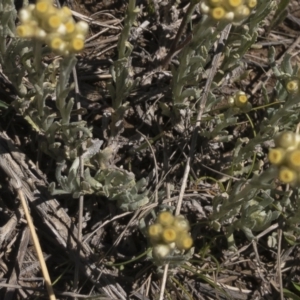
[234,91,248,107]
[268,148,285,166]
[247,0,257,8]
[211,7,226,20]
[175,232,193,250]
[228,0,243,7]
[157,211,174,227]
[152,244,171,259]
[286,80,299,94]
[269,131,300,186]
[16,0,88,56]
[148,224,163,243]
[274,131,297,149]
[173,215,191,232]
[278,167,296,184]
[162,228,177,243]
[148,212,193,261]
[200,0,256,23]
[286,150,300,171]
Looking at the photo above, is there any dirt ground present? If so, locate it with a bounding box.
[1,0,300,299]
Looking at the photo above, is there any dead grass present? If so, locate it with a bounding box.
[0,0,300,299]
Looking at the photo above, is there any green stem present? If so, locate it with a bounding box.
[33,40,44,117]
[107,248,150,267]
[118,0,138,59]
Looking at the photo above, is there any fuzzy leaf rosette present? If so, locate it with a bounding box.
[148,211,193,261]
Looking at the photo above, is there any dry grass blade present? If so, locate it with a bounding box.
[2,0,300,299]
[17,188,56,300]
[159,263,169,300]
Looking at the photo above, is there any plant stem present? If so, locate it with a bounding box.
[118,0,137,59]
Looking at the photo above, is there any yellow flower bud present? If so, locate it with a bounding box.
[34,28,47,40]
[50,15,62,29]
[224,12,235,21]
[228,0,243,7]
[173,215,190,232]
[274,131,297,149]
[208,0,224,6]
[286,149,300,171]
[211,7,226,20]
[70,37,85,52]
[19,8,33,23]
[286,80,299,93]
[234,5,250,21]
[148,224,163,242]
[65,20,75,34]
[16,25,35,38]
[234,91,248,107]
[162,228,177,243]
[278,167,296,184]
[200,2,210,14]
[48,36,68,55]
[157,211,174,227]
[61,6,73,19]
[268,148,285,166]
[247,0,257,8]
[228,96,235,106]
[36,1,50,14]
[75,21,89,36]
[175,232,193,250]
[50,37,63,50]
[34,1,56,19]
[152,244,171,259]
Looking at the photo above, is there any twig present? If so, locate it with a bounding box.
[159,264,169,300]
[17,189,56,300]
[277,229,284,300]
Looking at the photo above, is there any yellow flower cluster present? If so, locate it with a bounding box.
[200,0,257,22]
[228,91,249,108]
[148,211,193,260]
[16,0,88,56]
[269,131,300,185]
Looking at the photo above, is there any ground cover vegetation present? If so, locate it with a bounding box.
[0,0,300,299]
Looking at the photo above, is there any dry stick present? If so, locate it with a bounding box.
[175,24,232,216]
[277,228,284,300]
[17,189,56,300]
[159,264,169,300]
